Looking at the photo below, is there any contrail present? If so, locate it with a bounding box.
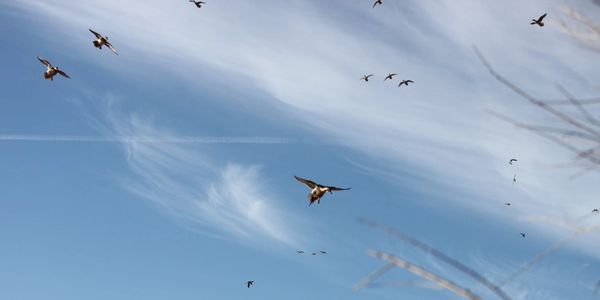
[360,218,512,300]
[0,135,317,144]
[368,250,483,300]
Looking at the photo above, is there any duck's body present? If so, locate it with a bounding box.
[294,175,350,205]
[38,57,70,81]
[89,29,118,55]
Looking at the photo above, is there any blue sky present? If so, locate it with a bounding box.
[1,0,600,299]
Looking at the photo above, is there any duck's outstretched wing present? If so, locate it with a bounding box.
[37,56,51,68]
[538,13,547,22]
[294,175,317,189]
[57,69,70,79]
[89,29,103,39]
[327,186,351,192]
[106,42,118,55]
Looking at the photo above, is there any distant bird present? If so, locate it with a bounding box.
[531,13,547,27]
[294,175,351,205]
[509,158,518,165]
[592,209,599,214]
[89,29,118,55]
[190,0,206,8]
[373,0,382,8]
[296,250,305,254]
[505,202,511,206]
[37,57,70,81]
[246,280,254,288]
[398,79,414,87]
[384,73,397,81]
[361,74,374,82]
[520,233,526,238]
[311,252,317,255]
[513,174,517,183]
[319,251,327,254]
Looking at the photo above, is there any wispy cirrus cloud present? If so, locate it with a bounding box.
[100,111,304,247]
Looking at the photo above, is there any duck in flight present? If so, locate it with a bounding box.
[531,13,547,27]
[373,0,382,8]
[361,74,374,82]
[246,281,254,288]
[384,73,397,81]
[593,209,599,214]
[190,0,206,8]
[89,29,118,55]
[398,79,414,87]
[505,202,511,206]
[509,158,518,165]
[37,57,70,80]
[296,250,305,254]
[513,174,517,183]
[294,176,351,205]
[319,251,327,254]
[520,233,526,238]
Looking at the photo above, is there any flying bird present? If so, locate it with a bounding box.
[592,209,599,214]
[509,158,518,165]
[398,79,414,87]
[361,74,374,82]
[505,202,511,206]
[246,281,254,288]
[373,0,382,8]
[520,233,526,238]
[319,251,327,254]
[296,250,305,254]
[294,175,351,205]
[531,13,547,27]
[89,29,118,55]
[384,73,397,81]
[513,174,517,183]
[37,57,70,81]
[311,252,317,255]
[189,0,206,8]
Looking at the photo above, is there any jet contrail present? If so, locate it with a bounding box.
[0,135,311,144]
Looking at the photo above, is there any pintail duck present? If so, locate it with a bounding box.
[294,175,351,206]
[89,29,118,55]
[37,56,70,80]
[530,13,547,27]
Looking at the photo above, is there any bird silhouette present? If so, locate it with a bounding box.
[294,175,350,206]
[373,0,382,8]
[384,73,397,81]
[311,252,317,255]
[398,79,414,87]
[505,202,511,206]
[513,174,517,184]
[509,158,517,165]
[520,233,526,238]
[592,209,599,214]
[319,251,327,254]
[296,250,305,254]
[37,57,70,81]
[190,0,206,8]
[361,74,374,82]
[246,280,254,288]
[531,13,547,27]
[89,29,118,55]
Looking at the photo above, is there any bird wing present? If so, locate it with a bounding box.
[57,70,71,79]
[294,176,317,189]
[539,13,547,21]
[106,42,118,55]
[407,80,414,83]
[89,29,103,39]
[37,56,51,67]
[327,186,351,192]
